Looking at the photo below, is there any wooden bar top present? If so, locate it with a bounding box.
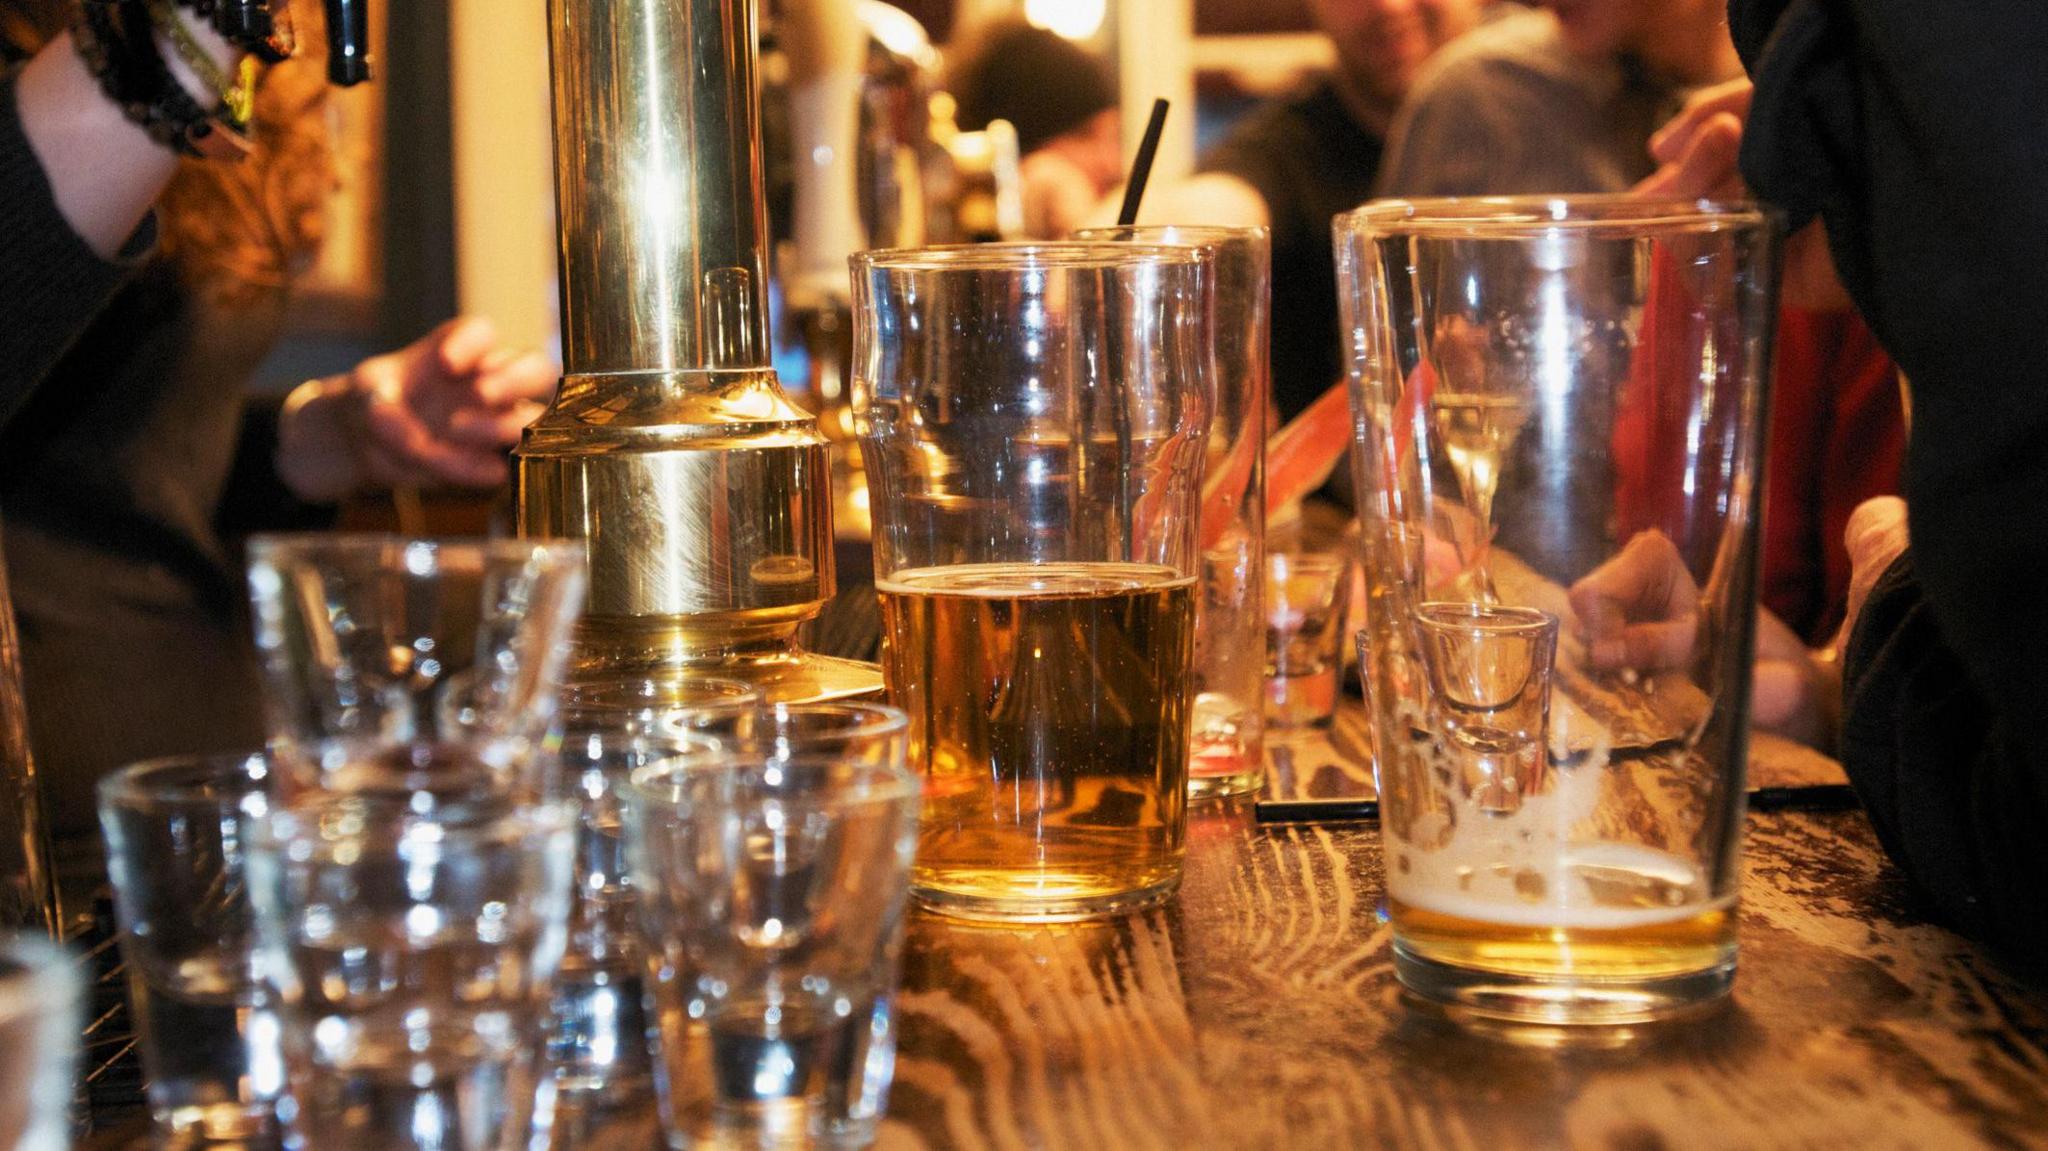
[875,713,2048,1150]
[79,710,2048,1150]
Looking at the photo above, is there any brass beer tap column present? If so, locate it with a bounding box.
[517,0,881,700]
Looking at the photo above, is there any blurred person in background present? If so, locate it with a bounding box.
[1131,0,1489,422]
[1374,1,1906,737]
[949,21,1121,240]
[1,0,552,871]
[1375,0,1739,196]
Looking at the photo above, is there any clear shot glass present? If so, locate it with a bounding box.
[541,674,758,1135]
[100,753,282,1145]
[1265,547,1353,729]
[247,795,576,1151]
[622,703,920,1149]
[245,534,587,799]
[1412,602,1559,814]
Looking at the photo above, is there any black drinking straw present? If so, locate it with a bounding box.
[1115,98,1172,226]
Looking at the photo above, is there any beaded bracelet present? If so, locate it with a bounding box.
[149,0,256,126]
[70,0,252,160]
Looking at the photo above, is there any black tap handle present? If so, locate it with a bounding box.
[213,0,295,64]
[324,0,370,86]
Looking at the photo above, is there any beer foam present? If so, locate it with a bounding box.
[1394,853,1732,931]
[1385,704,1728,929]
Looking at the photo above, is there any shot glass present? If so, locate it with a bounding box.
[1337,196,1778,1023]
[542,675,757,1122]
[622,704,920,1150]
[247,795,576,1151]
[1076,224,1270,798]
[1412,602,1559,815]
[665,700,910,767]
[245,534,587,797]
[1264,548,1352,728]
[99,754,282,1144]
[852,243,1210,921]
[0,932,80,1151]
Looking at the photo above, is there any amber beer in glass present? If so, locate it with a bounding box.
[1075,225,1270,799]
[852,244,1212,921]
[1336,197,1779,1023]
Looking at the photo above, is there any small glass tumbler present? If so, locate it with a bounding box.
[666,700,910,767]
[245,534,587,797]
[1411,603,1559,814]
[542,675,757,1128]
[852,243,1211,921]
[621,707,921,1151]
[1076,224,1270,798]
[99,754,282,1144]
[1337,196,1779,1023]
[1264,548,1353,729]
[247,796,576,1151]
[0,932,80,1151]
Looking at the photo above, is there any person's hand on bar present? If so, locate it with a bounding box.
[1829,496,1911,662]
[1568,530,1701,674]
[274,316,556,503]
[1569,529,1841,748]
[1635,78,1853,313]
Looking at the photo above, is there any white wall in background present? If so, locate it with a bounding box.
[449,0,558,362]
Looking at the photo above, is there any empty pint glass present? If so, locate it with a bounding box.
[1336,197,1779,1023]
[1075,225,1269,798]
[852,244,1212,921]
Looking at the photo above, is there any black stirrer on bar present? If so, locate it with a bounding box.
[1115,98,1172,226]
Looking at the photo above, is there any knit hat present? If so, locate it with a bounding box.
[951,23,1117,155]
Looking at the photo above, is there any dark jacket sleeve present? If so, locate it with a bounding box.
[1839,555,2048,967]
[0,66,153,426]
[216,395,340,537]
[1737,0,2048,966]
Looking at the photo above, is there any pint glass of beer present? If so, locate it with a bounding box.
[1335,197,1779,1023]
[851,244,1212,921]
[1075,225,1269,799]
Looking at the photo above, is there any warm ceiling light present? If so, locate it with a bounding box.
[1023,0,1106,41]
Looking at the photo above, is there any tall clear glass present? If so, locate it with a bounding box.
[1335,197,1779,1023]
[246,534,587,798]
[100,753,282,1144]
[851,243,1212,921]
[1075,225,1269,799]
[246,795,575,1151]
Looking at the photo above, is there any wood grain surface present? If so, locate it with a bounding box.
[79,708,2045,1151]
[877,717,2046,1151]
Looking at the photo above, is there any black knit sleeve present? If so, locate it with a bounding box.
[1740,0,2048,969]
[1838,555,2048,970]
[0,66,153,428]
[215,394,340,537]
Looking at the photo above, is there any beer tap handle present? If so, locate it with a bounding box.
[324,0,372,86]
[213,0,296,64]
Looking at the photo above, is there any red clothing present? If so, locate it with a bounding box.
[1610,264,1904,645]
[1762,309,1905,641]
